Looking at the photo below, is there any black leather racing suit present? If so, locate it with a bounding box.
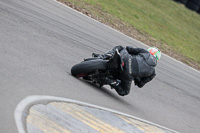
[106,45,157,96]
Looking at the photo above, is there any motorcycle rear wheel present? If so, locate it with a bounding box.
[71,59,107,77]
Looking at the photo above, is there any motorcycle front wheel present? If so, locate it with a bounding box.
[71,59,107,77]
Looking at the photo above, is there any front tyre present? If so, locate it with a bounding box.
[71,59,107,77]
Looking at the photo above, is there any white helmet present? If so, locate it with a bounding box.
[148,47,161,61]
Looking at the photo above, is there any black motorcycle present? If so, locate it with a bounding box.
[71,49,124,87]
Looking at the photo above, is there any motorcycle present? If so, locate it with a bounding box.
[71,49,124,87]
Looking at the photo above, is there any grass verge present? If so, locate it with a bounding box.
[58,0,200,71]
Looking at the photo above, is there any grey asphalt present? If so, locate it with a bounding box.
[0,0,200,133]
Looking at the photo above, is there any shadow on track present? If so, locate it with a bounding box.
[71,76,131,106]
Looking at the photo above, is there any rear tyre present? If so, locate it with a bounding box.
[71,59,107,77]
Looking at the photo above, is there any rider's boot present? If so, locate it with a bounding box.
[100,77,120,87]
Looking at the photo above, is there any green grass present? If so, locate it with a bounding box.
[62,0,200,67]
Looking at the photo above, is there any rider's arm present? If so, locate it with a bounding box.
[126,46,148,55]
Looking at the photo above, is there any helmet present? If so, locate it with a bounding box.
[148,47,161,61]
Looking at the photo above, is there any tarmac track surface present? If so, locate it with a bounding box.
[0,0,200,133]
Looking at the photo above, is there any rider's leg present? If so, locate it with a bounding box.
[112,78,132,96]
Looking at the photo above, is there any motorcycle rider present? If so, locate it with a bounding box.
[92,45,161,96]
